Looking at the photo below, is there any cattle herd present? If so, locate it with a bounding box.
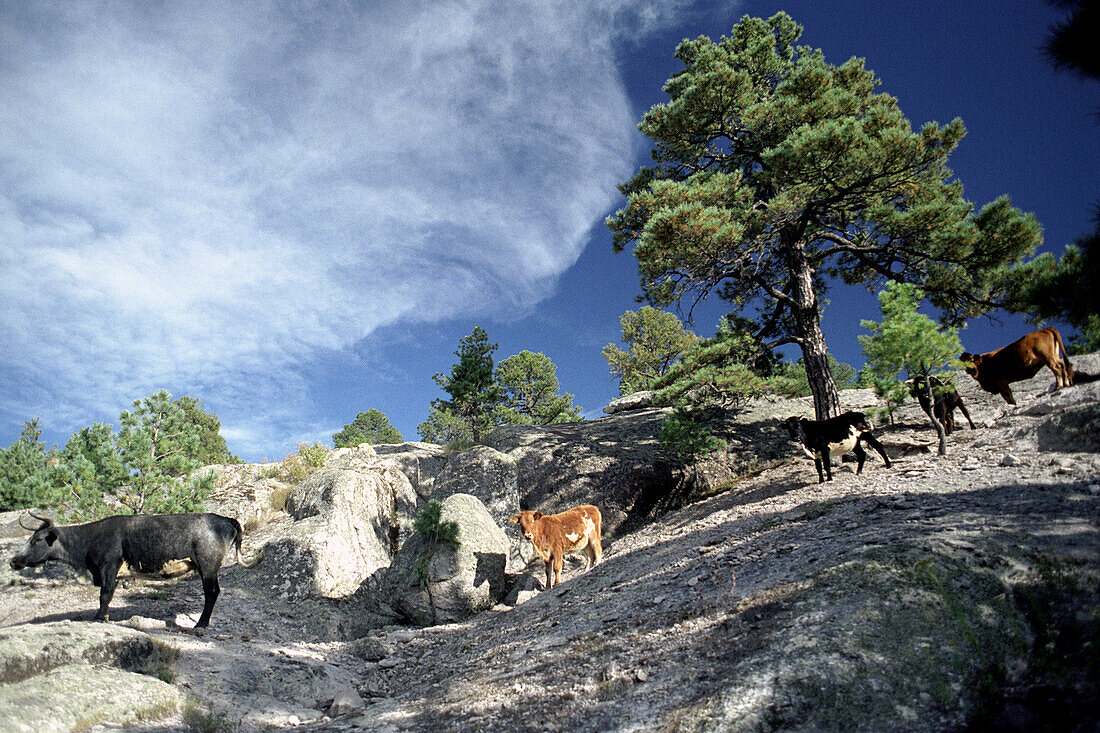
[7,328,1092,627]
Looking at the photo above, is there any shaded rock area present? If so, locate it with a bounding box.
[431,445,520,527]
[0,353,1097,731]
[373,441,450,499]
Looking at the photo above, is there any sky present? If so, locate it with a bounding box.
[2,1,1097,462]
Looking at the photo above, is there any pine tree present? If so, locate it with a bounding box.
[334,408,404,447]
[608,12,1041,424]
[116,390,213,513]
[421,326,503,443]
[602,307,698,396]
[859,282,963,455]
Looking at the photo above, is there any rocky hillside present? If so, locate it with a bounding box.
[1,355,1098,732]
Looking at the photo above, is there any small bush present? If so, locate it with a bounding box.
[259,462,283,480]
[267,484,293,513]
[660,407,726,462]
[182,699,239,733]
[297,442,328,468]
[411,500,461,624]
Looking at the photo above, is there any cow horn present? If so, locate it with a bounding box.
[26,510,54,529]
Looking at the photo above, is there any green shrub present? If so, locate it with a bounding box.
[659,407,726,462]
[297,442,328,468]
[411,500,461,624]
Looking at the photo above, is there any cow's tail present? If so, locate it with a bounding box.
[1051,327,1076,384]
[229,517,264,569]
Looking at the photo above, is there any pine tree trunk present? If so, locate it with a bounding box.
[921,371,949,456]
[788,238,841,421]
[801,338,841,421]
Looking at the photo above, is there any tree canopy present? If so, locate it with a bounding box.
[419,329,583,445]
[860,282,964,454]
[0,391,232,516]
[115,390,214,513]
[334,409,403,448]
[602,306,698,396]
[422,325,502,443]
[607,12,1041,422]
[1002,232,1100,353]
[495,351,582,425]
[1044,0,1100,81]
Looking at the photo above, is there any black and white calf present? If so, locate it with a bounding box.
[783,412,892,483]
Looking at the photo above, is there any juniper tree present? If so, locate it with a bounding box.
[608,12,1041,423]
[602,306,698,396]
[334,408,403,448]
[495,350,581,425]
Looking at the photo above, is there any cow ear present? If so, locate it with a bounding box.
[508,515,519,524]
[45,529,59,546]
[532,511,543,520]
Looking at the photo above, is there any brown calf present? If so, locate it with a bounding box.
[509,505,602,589]
[960,327,1074,405]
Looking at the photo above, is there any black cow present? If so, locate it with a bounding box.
[907,375,975,435]
[10,512,262,628]
[783,412,892,483]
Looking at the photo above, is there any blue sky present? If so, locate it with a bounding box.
[2,1,1097,462]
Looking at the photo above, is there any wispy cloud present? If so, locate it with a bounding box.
[0,0,694,455]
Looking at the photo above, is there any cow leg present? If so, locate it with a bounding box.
[543,559,554,590]
[552,552,565,587]
[95,560,122,621]
[957,399,976,430]
[932,403,950,434]
[814,454,829,483]
[1052,361,1070,389]
[584,539,602,571]
[195,571,220,628]
[591,534,603,567]
[853,442,867,475]
[998,383,1016,405]
[862,433,892,468]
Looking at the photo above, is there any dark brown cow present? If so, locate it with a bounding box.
[907,375,975,435]
[960,327,1074,405]
[509,505,602,589]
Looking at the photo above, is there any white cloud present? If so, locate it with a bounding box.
[0,0,693,453]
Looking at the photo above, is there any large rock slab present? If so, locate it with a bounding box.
[0,664,182,733]
[373,442,450,498]
[0,621,171,685]
[484,407,754,537]
[430,444,519,524]
[276,458,419,598]
[603,390,655,414]
[0,621,181,732]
